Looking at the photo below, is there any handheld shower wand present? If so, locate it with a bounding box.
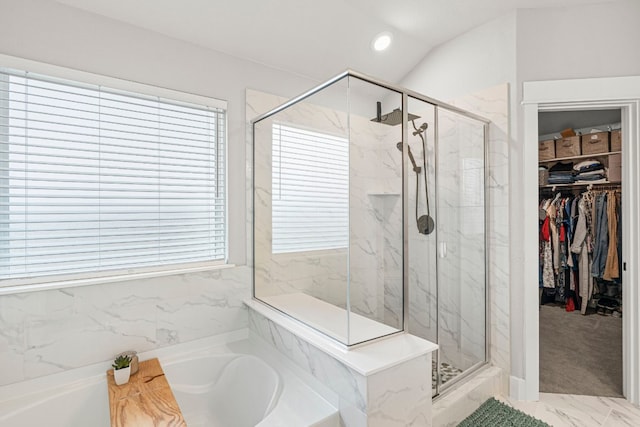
[396,142,421,173]
[411,121,434,235]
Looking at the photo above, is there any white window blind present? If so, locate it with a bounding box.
[272,123,348,253]
[0,69,226,282]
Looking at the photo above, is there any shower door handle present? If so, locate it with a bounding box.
[439,242,447,258]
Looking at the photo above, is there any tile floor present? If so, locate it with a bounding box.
[433,361,464,386]
[432,360,464,394]
[498,393,640,427]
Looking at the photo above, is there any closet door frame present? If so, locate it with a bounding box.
[521,76,640,404]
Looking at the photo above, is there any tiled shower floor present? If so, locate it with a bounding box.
[432,360,463,391]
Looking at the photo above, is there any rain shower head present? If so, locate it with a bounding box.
[372,102,420,126]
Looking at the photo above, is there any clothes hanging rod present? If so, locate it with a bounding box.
[540,184,622,194]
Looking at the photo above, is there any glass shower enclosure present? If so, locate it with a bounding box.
[251,70,489,395]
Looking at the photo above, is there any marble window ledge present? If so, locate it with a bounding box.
[0,263,237,296]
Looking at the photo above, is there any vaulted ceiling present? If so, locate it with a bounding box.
[55,0,622,83]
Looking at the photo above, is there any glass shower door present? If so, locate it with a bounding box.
[434,106,487,392]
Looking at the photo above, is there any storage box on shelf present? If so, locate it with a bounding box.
[539,139,555,161]
[581,131,610,155]
[556,136,581,157]
[538,129,622,189]
[611,129,622,151]
[609,153,622,182]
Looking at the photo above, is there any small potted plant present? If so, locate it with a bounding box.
[112,354,132,386]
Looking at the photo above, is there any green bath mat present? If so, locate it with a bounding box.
[457,398,550,427]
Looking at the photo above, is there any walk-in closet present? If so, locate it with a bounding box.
[537,109,623,397]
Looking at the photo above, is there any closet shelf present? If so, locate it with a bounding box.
[539,181,621,189]
[539,151,621,164]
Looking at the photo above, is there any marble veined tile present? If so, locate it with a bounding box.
[248,307,367,411]
[499,393,640,427]
[602,408,640,427]
[0,265,252,386]
[368,353,431,427]
[0,326,24,385]
[450,83,511,379]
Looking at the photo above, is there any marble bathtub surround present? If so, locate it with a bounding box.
[0,265,251,386]
[0,332,340,427]
[246,299,437,427]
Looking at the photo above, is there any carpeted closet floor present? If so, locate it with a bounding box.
[539,304,623,397]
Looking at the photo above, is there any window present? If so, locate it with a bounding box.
[0,68,226,283]
[271,123,348,253]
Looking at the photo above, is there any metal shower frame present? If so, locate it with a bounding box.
[251,69,491,396]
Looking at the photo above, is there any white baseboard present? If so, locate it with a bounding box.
[509,376,527,401]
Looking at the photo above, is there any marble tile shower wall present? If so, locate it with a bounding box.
[0,266,250,386]
[407,105,438,345]
[436,112,486,371]
[405,104,487,371]
[252,98,351,308]
[249,88,403,330]
[450,84,511,380]
[349,117,403,327]
[406,84,510,382]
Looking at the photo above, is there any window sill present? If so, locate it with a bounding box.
[0,263,238,296]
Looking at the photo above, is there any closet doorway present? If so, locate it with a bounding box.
[538,109,623,397]
[521,76,640,406]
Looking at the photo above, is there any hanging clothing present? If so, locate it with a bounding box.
[570,197,593,315]
[582,191,595,244]
[540,213,555,288]
[591,193,609,278]
[547,202,560,272]
[604,191,620,280]
[539,154,622,315]
[542,242,554,288]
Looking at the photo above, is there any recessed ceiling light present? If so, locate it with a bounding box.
[372,32,392,52]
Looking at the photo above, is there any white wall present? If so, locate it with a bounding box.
[0,0,318,385]
[510,0,640,381]
[401,11,517,110]
[516,1,640,84]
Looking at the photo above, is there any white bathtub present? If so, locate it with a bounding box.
[0,376,110,427]
[0,340,338,427]
[163,354,280,427]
